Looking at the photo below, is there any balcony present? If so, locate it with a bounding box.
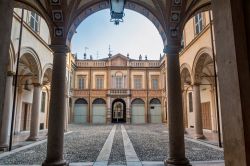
[108,89,130,96]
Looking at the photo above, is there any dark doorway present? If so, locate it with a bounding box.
[112,99,126,123]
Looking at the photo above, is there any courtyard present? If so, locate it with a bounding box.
[0,124,224,166]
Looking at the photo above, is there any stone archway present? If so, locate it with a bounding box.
[92,98,106,124]
[74,98,88,124]
[112,99,126,123]
[149,98,162,123]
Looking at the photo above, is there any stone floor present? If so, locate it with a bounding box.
[0,124,224,165]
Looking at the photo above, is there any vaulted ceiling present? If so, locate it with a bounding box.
[14,0,211,46]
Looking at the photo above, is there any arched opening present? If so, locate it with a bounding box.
[149,98,162,123]
[131,98,145,124]
[181,65,192,128]
[74,98,88,124]
[92,98,106,124]
[41,66,52,130]
[112,99,126,123]
[193,52,215,131]
[16,49,42,133]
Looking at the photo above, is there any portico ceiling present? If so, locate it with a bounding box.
[14,0,211,46]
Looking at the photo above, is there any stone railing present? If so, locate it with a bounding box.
[76,61,106,67]
[72,89,107,97]
[76,60,160,67]
[109,89,130,95]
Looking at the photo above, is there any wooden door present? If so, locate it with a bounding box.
[201,102,212,130]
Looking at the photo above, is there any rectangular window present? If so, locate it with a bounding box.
[189,92,193,112]
[152,78,159,90]
[134,76,142,89]
[78,76,85,90]
[116,76,123,89]
[181,32,185,48]
[29,11,40,32]
[41,92,46,113]
[96,75,104,89]
[194,13,203,35]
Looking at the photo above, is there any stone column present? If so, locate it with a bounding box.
[210,87,217,132]
[0,0,14,136]
[27,83,42,141]
[212,1,250,165]
[192,84,205,139]
[126,96,131,124]
[0,72,13,150]
[107,96,111,124]
[43,45,68,166]
[182,90,188,128]
[64,96,69,132]
[164,44,189,166]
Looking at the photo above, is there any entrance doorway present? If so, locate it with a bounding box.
[112,99,126,123]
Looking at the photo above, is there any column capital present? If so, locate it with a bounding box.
[163,44,181,55]
[33,83,43,87]
[7,71,15,76]
[49,45,70,54]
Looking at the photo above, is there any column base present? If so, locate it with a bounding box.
[42,159,68,166]
[0,144,9,151]
[26,136,39,141]
[164,158,191,166]
[194,134,206,139]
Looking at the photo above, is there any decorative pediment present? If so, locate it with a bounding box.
[111,54,128,66]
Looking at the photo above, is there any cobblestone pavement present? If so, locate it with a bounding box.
[124,124,224,161]
[0,124,224,165]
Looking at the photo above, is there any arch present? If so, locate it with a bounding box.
[74,98,88,124]
[112,98,126,123]
[13,4,53,37]
[93,98,106,104]
[180,63,192,88]
[131,98,145,104]
[42,63,53,85]
[180,0,211,31]
[192,47,214,84]
[150,98,161,104]
[19,47,42,83]
[75,98,88,104]
[66,1,167,45]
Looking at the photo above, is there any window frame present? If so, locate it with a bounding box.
[151,76,159,90]
[78,75,86,90]
[194,12,204,35]
[96,75,104,89]
[134,75,142,89]
[27,11,41,33]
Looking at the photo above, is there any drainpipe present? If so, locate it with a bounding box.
[209,10,222,148]
[9,8,24,151]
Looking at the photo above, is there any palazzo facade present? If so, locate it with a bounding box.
[70,54,167,124]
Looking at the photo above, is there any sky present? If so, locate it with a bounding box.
[71,9,164,60]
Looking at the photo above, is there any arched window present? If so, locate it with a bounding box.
[131,98,145,104]
[75,98,88,104]
[150,98,161,104]
[93,98,106,104]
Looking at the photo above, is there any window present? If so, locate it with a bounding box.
[41,92,46,113]
[181,32,185,48]
[78,76,85,90]
[134,76,142,89]
[116,76,123,89]
[29,11,40,32]
[189,92,193,112]
[194,13,203,34]
[96,75,104,89]
[152,77,159,90]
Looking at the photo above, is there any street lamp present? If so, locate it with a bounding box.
[110,0,126,25]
